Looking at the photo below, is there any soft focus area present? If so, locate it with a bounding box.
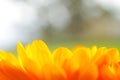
[0,0,120,51]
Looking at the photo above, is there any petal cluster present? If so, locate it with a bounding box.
[0,40,120,80]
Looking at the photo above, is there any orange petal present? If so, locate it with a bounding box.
[0,63,31,80]
[106,48,119,63]
[93,47,108,66]
[39,64,66,80]
[63,57,80,79]
[71,64,98,80]
[98,65,117,80]
[53,47,72,67]
[63,47,93,79]
[72,47,91,69]
[72,46,85,52]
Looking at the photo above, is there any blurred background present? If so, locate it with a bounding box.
[0,0,120,52]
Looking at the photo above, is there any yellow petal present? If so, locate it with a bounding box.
[17,40,53,77]
[0,51,18,66]
[17,42,41,77]
[91,46,97,59]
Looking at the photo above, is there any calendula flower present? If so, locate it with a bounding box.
[0,40,120,80]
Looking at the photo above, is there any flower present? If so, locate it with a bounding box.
[0,40,120,80]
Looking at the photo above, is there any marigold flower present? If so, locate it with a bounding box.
[0,40,120,80]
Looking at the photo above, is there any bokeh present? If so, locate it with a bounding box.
[0,0,120,51]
